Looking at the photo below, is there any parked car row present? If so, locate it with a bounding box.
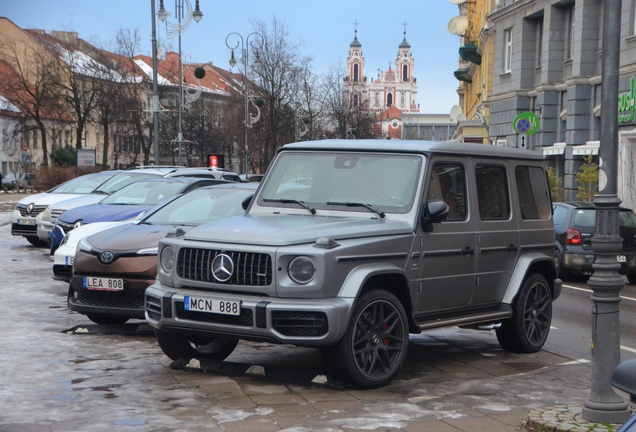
[10,167,243,247]
[12,141,636,391]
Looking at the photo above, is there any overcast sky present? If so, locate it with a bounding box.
[0,0,462,114]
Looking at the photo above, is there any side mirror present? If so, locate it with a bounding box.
[421,200,449,232]
[242,194,254,210]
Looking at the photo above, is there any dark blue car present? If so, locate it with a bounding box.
[54,177,227,244]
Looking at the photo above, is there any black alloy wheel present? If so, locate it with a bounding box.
[496,273,552,353]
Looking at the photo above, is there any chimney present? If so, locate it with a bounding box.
[51,31,78,44]
[166,52,180,65]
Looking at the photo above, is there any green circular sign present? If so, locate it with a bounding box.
[513,111,540,135]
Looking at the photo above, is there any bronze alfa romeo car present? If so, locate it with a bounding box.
[68,183,257,325]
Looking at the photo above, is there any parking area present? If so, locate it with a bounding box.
[0,212,595,432]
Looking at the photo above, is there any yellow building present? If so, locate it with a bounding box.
[450,0,495,144]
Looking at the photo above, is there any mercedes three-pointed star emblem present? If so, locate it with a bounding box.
[211,253,234,282]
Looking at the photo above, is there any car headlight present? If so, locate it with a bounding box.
[137,247,158,255]
[60,233,71,247]
[160,246,175,273]
[288,256,316,284]
[41,207,51,222]
[73,220,84,229]
[77,237,93,253]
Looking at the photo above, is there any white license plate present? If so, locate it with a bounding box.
[83,276,124,291]
[617,255,627,263]
[65,256,74,266]
[184,296,241,316]
[17,218,36,225]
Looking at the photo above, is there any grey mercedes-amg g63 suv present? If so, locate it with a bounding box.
[145,140,561,389]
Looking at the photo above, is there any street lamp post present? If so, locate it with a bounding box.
[226,32,263,175]
[581,0,631,424]
[157,0,202,166]
[150,0,160,165]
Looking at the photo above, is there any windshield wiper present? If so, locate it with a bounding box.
[264,198,316,215]
[92,190,109,194]
[326,201,385,218]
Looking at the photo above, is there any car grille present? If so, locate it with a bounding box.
[15,204,47,217]
[77,289,144,309]
[53,265,72,279]
[176,301,253,326]
[50,209,65,224]
[11,223,37,236]
[271,311,328,337]
[146,294,162,321]
[177,248,272,286]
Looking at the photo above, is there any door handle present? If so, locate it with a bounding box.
[506,244,518,252]
[462,247,475,255]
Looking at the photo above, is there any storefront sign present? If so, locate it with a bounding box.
[618,76,636,124]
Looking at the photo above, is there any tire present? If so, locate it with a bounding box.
[87,314,129,325]
[496,273,552,353]
[627,274,636,285]
[26,236,48,248]
[322,290,409,389]
[155,329,238,361]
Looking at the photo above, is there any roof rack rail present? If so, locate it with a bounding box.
[126,165,184,170]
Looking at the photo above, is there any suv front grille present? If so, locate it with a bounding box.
[50,209,65,224]
[78,289,144,309]
[272,311,328,337]
[177,248,272,286]
[176,302,253,326]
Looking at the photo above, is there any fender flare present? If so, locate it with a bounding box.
[501,252,557,304]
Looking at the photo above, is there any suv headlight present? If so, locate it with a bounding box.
[73,220,84,229]
[160,246,175,273]
[41,207,51,222]
[288,256,316,284]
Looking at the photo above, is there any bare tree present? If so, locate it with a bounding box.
[248,17,313,172]
[0,37,63,166]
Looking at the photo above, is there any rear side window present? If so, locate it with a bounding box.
[475,165,510,220]
[553,205,568,225]
[515,166,551,219]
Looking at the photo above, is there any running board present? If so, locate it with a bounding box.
[417,311,511,331]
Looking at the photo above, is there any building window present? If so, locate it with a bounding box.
[536,19,543,68]
[353,94,359,108]
[387,93,393,107]
[402,64,408,81]
[353,64,359,82]
[566,5,574,60]
[504,28,512,73]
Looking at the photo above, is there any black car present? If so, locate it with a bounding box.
[553,202,636,282]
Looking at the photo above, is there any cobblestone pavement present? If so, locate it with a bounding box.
[0,203,632,432]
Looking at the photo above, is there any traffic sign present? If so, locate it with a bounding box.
[513,111,540,135]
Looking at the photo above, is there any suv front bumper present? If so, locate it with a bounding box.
[145,282,354,346]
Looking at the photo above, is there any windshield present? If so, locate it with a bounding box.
[93,172,161,194]
[51,171,117,194]
[258,151,422,214]
[143,188,252,225]
[101,181,186,205]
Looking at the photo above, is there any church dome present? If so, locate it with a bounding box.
[350,31,362,48]
[399,35,411,49]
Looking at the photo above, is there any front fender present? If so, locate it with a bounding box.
[502,252,558,304]
[338,263,409,299]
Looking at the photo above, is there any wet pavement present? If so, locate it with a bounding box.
[0,200,632,432]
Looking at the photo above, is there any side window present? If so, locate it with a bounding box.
[475,165,510,220]
[427,163,467,221]
[553,205,568,226]
[515,166,551,219]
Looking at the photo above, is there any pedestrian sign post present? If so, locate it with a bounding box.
[513,111,540,135]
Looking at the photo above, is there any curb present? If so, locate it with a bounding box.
[527,405,630,432]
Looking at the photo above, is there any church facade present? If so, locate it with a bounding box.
[343,28,420,139]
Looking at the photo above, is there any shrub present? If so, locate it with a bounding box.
[547,166,564,202]
[32,166,104,191]
[576,155,599,202]
[51,146,77,167]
